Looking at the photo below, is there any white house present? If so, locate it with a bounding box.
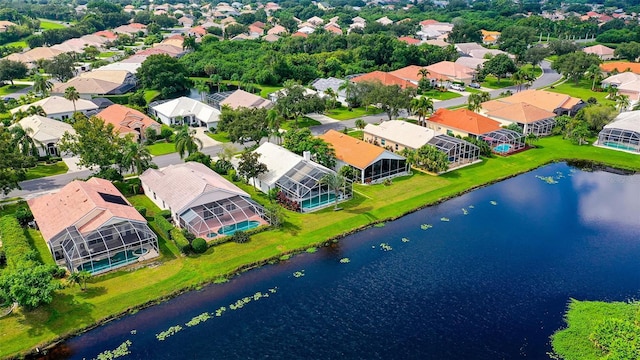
[11,96,99,121]
[149,97,221,128]
[13,115,75,157]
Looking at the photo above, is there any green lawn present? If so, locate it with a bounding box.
[207,131,231,143]
[5,40,27,49]
[2,136,640,358]
[143,90,161,104]
[547,79,615,106]
[325,106,383,120]
[258,85,283,98]
[552,300,640,360]
[347,130,364,139]
[146,142,176,156]
[420,89,462,100]
[98,51,117,58]
[281,117,321,130]
[0,84,29,96]
[25,162,68,180]
[481,75,516,89]
[38,19,66,30]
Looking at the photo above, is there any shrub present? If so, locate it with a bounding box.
[231,230,250,244]
[191,238,208,254]
[158,210,171,219]
[212,159,233,175]
[48,265,67,278]
[182,229,196,242]
[95,168,124,182]
[154,215,173,239]
[0,216,38,269]
[170,228,191,254]
[160,125,173,140]
[14,207,33,227]
[135,206,147,217]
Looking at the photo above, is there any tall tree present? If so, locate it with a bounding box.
[552,52,601,84]
[137,54,190,98]
[32,74,53,97]
[237,151,268,187]
[411,96,434,126]
[481,54,518,84]
[182,35,197,51]
[0,128,30,195]
[320,171,347,210]
[174,126,202,159]
[0,59,28,86]
[363,82,416,121]
[44,53,76,82]
[282,128,336,168]
[10,125,43,157]
[120,141,154,175]
[64,86,80,113]
[497,26,537,58]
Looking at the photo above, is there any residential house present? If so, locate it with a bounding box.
[363,120,480,169]
[425,39,449,47]
[601,61,640,74]
[51,77,127,99]
[5,47,65,68]
[150,96,221,128]
[351,70,418,89]
[376,16,393,26]
[454,57,487,72]
[262,34,281,42]
[250,142,352,212]
[318,129,409,184]
[267,24,288,36]
[13,115,75,157]
[481,30,501,45]
[417,20,453,41]
[596,110,640,154]
[212,89,273,110]
[27,178,159,274]
[311,77,348,106]
[268,87,316,103]
[398,36,421,45]
[140,162,268,239]
[178,16,194,27]
[483,102,557,136]
[349,16,366,32]
[248,24,265,36]
[468,48,511,60]
[307,16,324,26]
[79,69,137,91]
[455,42,486,56]
[96,104,161,141]
[481,89,584,116]
[325,23,343,35]
[113,23,147,36]
[583,44,616,61]
[94,30,118,40]
[297,25,315,34]
[602,72,640,101]
[0,20,16,32]
[426,61,476,85]
[11,96,99,121]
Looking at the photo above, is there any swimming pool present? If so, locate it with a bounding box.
[494,143,512,153]
[215,220,261,236]
[301,194,336,212]
[77,249,144,274]
[604,141,639,152]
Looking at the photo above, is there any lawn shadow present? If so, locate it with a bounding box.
[20,293,96,338]
[282,221,301,236]
[76,286,108,299]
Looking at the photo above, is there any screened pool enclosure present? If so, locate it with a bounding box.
[427,135,480,168]
[178,195,268,238]
[597,127,640,153]
[275,161,353,212]
[482,129,525,155]
[49,220,158,275]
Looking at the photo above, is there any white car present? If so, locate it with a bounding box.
[449,84,465,91]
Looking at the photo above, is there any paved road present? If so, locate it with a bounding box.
[4,61,562,199]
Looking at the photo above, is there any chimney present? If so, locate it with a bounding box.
[303,151,311,161]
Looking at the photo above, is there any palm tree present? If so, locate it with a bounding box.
[12,109,28,122]
[27,105,46,116]
[182,35,197,51]
[324,88,337,109]
[615,94,630,113]
[121,141,154,174]
[266,109,282,143]
[410,96,434,126]
[418,68,430,80]
[194,80,209,102]
[64,86,80,113]
[607,85,618,100]
[525,132,538,147]
[586,64,603,91]
[32,74,53,97]
[76,270,91,291]
[10,125,44,156]
[174,125,202,159]
[320,171,347,210]
[467,93,482,112]
[209,74,222,91]
[338,80,356,108]
[355,118,366,129]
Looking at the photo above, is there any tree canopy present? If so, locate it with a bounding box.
[137,54,191,98]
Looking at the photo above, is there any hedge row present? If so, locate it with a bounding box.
[154,215,173,240]
[169,228,191,254]
[0,216,38,269]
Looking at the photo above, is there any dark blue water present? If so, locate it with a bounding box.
[50,163,640,360]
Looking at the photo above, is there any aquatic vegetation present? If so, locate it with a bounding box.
[440,217,450,222]
[535,175,558,184]
[213,277,228,284]
[130,330,136,335]
[280,254,291,261]
[215,306,227,317]
[306,247,318,253]
[293,270,305,278]
[156,325,183,341]
[340,258,351,263]
[469,205,474,209]
[186,312,212,327]
[490,201,498,205]
[373,222,386,228]
[462,208,468,215]
[379,243,393,251]
[420,224,433,230]
[401,237,410,243]
[94,340,132,360]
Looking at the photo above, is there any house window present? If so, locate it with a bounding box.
[153,192,156,200]
[381,139,386,146]
[61,115,69,120]
[395,144,399,151]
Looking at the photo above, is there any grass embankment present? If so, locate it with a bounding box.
[552,300,640,360]
[325,106,383,120]
[143,90,161,104]
[281,117,321,130]
[207,131,231,143]
[24,162,69,180]
[421,89,462,100]
[5,40,27,49]
[1,136,640,358]
[547,79,616,106]
[0,84,28,96]
[38,19,66,30]
[146,142,176,156]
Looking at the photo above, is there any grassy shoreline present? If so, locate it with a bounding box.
[1,136,639,359]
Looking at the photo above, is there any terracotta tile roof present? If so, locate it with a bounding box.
[317,129,386,169]
[398,36,421,45]
[325,24,342,35]
[129,22,147,29]
[486,102,556,124]
[427,108,501,136]
[267,24,287,35]
[389,65,426,82]
[97,104,160,136]
[190,26,207,36]
[493,89,581,112]
[94,30,117,39]
[425,61,475,81]
[351,70,418,89]
[420,19,438,26]
[27,178,145,241]
[251,21,266,29]
[249,24,264,35]
[584,44,614,56]
[600,62,640,74]
[292,31,308,38]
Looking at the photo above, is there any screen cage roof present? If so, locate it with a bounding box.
[276,161,332,199]
[482,129,524,142]
[179,194,266,236]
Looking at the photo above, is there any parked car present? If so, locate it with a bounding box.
[469,82,481,89]
[3,97,12,102]
[450,84,465,91]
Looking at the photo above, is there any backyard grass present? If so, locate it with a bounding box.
[143,90,161,104]
[2,136,640,358]
[347,130,364,139]
[421,89,462,100]
[24,162,68,180]
[5,40,27,49]
[38,19,66,30]
[481,75,516,89]
[552,300,640,360]
[97,51,117,58]
[146,142,176,156]
[326,106,383,120]
[207,131,231,143]
[546,79,615,106]
[0,84,29,96]
[281,117,322,130]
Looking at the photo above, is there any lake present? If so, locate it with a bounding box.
[42,162,640,360]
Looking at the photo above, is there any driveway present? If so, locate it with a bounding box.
[194,128,220,148]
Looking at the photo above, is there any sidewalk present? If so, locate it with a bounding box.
[306,113,340,125]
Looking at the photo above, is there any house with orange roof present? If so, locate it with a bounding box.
[481,30,501,45]
[601,61,640,75]
[248,24,265,36]
[140,162,268,239]
[398,36,421,45]
[583,44,615,60]
[483,89,584,116]
[425,61,476,85]
[351,70,418,89]
[318,129,409,184]
[267,24,287,35]
[483,102,557,136]
[94,30,118,40]
[189,26,208,37]
[27,178,159,274]
[292,31,308,38]
[325,23,343,35]
[97,104,160,142]
[388,65,429,84]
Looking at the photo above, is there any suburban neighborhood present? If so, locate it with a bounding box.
[0,0,639,358]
